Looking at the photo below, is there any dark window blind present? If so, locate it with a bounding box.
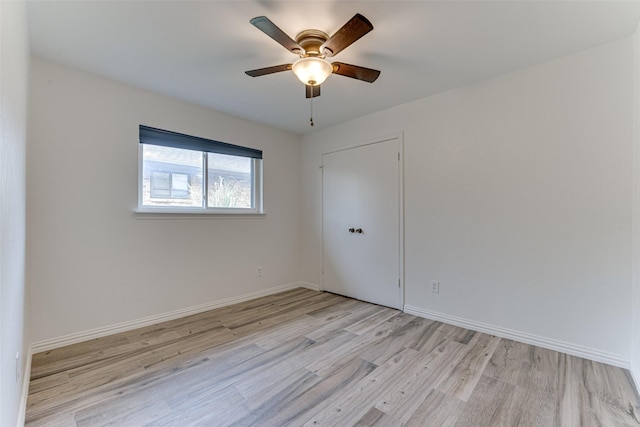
[139,125,262,159]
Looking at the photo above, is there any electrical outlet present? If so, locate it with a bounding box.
[257,266,263,277]
[431,281,440,293]
[15,352,20,383]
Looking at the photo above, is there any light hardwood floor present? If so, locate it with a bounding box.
[26,288,640,426]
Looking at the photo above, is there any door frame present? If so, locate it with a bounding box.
[321,132,405,310]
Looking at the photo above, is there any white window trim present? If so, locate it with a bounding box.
[133,211,267,219]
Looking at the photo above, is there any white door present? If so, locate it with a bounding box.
[322,138,402,309]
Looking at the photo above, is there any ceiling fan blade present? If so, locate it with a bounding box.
[250,16,302,54]
[305,85,321,98]
[321,14,373,57]
[245,64,292,77]
[332,62,380,83]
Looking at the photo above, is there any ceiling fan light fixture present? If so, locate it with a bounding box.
[292,57,333,86]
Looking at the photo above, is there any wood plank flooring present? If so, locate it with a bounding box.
[25,288,640,426]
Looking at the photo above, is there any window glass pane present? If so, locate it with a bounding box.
[142,144,203,207]
[207,153,253,209]
[150,172,171,198]
[171,173,189,198]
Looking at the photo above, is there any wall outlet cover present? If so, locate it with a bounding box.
[431,281,440,293]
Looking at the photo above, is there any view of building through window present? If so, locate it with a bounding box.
[141,145,253,209]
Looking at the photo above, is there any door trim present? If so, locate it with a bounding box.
[320,132,405,310]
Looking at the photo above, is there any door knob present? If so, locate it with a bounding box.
[348,228,355,233]
[355,228,363,234]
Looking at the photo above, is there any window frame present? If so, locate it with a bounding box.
[136,126,263,215]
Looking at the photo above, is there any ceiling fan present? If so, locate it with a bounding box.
[245,13,381,100]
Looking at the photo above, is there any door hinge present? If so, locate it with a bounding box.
[398,152,400,161]
[398,279,401,288]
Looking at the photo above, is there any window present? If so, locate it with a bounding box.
[138,125,263,213]
[151,172,190,199]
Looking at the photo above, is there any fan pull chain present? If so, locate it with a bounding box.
[310,94,314,127]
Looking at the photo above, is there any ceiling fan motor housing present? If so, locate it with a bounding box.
[295,29,329,57]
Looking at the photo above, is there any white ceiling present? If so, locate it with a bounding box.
[27,1,640,135]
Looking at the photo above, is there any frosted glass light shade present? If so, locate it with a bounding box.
[292,57,333,86]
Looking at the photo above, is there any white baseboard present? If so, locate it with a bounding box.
[297,281,321,291]
[31,282,320,353]
[404,305,629,369]
[17,345,32,427]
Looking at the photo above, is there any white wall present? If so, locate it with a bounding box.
[631,23,640,388]
[301,38,634,363]
[0,0,30,425]
[28,57,302,343]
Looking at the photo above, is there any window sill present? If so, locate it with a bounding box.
[134,210,266,220]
